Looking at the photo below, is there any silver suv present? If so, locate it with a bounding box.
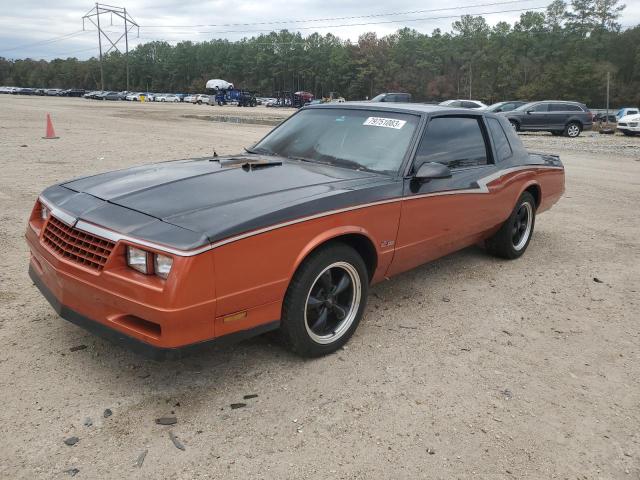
[501,101,593,137]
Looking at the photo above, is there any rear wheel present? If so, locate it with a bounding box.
[280,243,368,357]
[564,122,582,138]
[486,192,536,259]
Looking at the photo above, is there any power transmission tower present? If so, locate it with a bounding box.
[82,3,139,91]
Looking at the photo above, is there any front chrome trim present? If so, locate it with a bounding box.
[39,165,563,258]
[74,220,213,257]
[39,196,77,227]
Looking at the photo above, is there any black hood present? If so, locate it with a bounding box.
[50,156,401,249]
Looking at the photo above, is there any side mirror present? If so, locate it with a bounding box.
[526,109,534,114]
[414,162,452,181]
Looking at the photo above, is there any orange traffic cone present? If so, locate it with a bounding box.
[43,113,59,139]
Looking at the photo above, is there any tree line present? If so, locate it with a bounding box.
[1,0,637,107]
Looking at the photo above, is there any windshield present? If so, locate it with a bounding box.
[370,94,386,102]
[252,108,419,174]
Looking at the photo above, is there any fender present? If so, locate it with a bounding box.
[289,225,380,280]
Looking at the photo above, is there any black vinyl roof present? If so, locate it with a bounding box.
[306,101,486,116]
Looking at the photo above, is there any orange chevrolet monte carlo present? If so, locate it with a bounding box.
[26,104,564,359]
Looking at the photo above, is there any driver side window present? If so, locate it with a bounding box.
[414,116,490,170]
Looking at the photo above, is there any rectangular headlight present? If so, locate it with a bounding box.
[126,246,149,274]
[40,203,49,220]
[154,254,173,279]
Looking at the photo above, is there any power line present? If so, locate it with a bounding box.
[0,30,88,54]
[131,5,548,38]
[140,0,541,28]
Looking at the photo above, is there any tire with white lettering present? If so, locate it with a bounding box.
[280,243,368,357]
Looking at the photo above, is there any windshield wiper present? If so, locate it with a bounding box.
[323,157,378,173]
[286,154,378,173]
[286,155,322,164]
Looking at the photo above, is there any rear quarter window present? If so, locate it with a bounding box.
[551,103,582,112]
[487,118,512,162]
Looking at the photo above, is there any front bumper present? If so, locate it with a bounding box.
[617,123,640,133]
[30,266,278,359]
[26,213,278,359]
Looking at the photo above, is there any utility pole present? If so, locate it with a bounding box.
[95,3,103,90]
[606,71,610,126]
[82,3,139,91]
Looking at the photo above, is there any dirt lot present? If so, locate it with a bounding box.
[0,96,638,479]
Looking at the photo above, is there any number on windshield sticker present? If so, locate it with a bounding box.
[363,117,407,129]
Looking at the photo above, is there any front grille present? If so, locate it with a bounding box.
[618,122,627,126]
[43,216,115,271]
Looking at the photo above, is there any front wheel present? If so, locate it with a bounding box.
[280,243,369,357]
[509,120,520,132]
[486,191,536,259]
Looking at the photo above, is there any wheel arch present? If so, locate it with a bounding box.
[289,227,379,283]
[567,118,583,128]
[522,181,541,210]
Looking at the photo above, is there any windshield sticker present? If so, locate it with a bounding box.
[363,117,406,129]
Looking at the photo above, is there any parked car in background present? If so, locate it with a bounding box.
[184,94,198,103]
[205,79,234,91]
[60,89,86,97]
[370,92,412,103]
[593,112,617,124]
[26,103,564,359]
[18,88,37,95]
[616,107,639,120]
[195,94,210,105]
[439,99,488,109]
[501,101,593,137]
[97,91,125,101]
[125,92,140,101]
[616,114,640,136]
[484,101,527,113]
[46,89,62,96]
[160,94,181,103]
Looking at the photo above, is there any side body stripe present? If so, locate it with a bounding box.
[41,165,563,257]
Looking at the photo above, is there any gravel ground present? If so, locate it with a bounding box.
[0,96,639,479]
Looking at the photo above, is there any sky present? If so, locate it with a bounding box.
[0,0,638,60]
